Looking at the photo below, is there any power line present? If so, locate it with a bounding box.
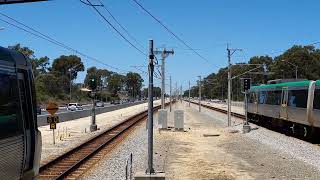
[98,0,145,50]
[131,0,218,68]
[0,13,128,72]
[84,0,146,56]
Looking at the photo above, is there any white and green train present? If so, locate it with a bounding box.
[248,80,320,138]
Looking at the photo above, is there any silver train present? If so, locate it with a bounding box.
[0,46,42,179]
[248,79,320,137]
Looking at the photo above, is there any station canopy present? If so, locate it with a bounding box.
[0,0,47,4]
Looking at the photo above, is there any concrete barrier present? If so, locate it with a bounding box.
[37,101,146,127]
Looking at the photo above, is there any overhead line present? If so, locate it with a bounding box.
[0,14,127,72]
[98,0,145,50]
[85,0,146,56]
[131,0,218,68]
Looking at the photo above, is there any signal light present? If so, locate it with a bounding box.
[242,78,251,92]
[89,76,97,91]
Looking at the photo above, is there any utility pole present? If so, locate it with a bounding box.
[227,45,242,127]
[180,85,182,103]
[170,76,172,112]
[146,39,155,174]
[198,76,201,112]
[188,80,191,107]
[154,48,174,109]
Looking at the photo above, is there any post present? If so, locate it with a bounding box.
[69,70,72,102]
[170,76,172,112]
[180,85,182,103]
[295,66,298,79]
[161,57,165,109]
[198,76,201,112]
[188,80,191,107]
[146,39,155,174]
[53,129,55,145]
[90,96,97,132]
[244,90,248,125]
[227,47,231,127]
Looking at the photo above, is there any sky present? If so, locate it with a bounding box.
[1,0,320,93]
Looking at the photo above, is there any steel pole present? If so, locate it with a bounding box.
[69,71,72,102]
[295,67,298,79]
[90,95,97,132]
[198,76,201,112]
[170,76,172,112]
[188,80,191,107]
[161,57,165,109]
[227,48,232,127]
[146,39,155,174]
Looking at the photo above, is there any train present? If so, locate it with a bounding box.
[248,79,320,138]
[0,46,42,179]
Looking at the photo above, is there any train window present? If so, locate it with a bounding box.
[266,91,281,105]
[259,91,267,104]
[0,73,23,138]
[288,90,308,108]
[314,89,320,110]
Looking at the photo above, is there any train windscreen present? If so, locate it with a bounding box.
[0,72,23,138]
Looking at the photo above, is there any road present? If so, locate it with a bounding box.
[37,102,126,116]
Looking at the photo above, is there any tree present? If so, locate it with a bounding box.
[84,66,111,89]
[51,55,84,80]
[271,45,320,80]
[107,73,126,97]
[125,72,143,98]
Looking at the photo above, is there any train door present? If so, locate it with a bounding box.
[280,87,288,119]
[253,92,258,113]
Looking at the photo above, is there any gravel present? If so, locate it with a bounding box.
[82,102,320,179]
[82,111,170,180]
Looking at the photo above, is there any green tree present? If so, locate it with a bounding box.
[125,72,144,98]
[51,55,84,80]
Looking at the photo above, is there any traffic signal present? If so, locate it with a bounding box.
[89,76,97,91]
[243,78,251,92]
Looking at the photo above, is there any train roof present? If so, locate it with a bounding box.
[251,80,315,90]
[0,46,28,66]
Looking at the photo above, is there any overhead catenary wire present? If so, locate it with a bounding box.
[98,0,145,50]
[131,0,220,68]
[84,0,147,56]
[0,13,128,73]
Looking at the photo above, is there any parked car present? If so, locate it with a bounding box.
[111,100,121,105]
[67,103,83,111]
[96,101,104,107]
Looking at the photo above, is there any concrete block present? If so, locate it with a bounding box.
[134,172,165,180]
[174,110,184,130]
[243,124,251,133]
[158,109,168,129]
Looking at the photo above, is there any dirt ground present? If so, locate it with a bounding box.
[157,102,320,180]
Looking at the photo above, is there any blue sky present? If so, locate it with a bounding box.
[1,0,320,92]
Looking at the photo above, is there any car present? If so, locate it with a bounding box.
[67,103,83,111]
[111,100,120,105]
[96,101,104,107]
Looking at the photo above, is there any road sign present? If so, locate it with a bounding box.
[47,116,59,123]
[46,102,59,115]
[50,123,56,130]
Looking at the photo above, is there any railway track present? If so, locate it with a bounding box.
[189,101,245,119]
[38,103,169,180]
